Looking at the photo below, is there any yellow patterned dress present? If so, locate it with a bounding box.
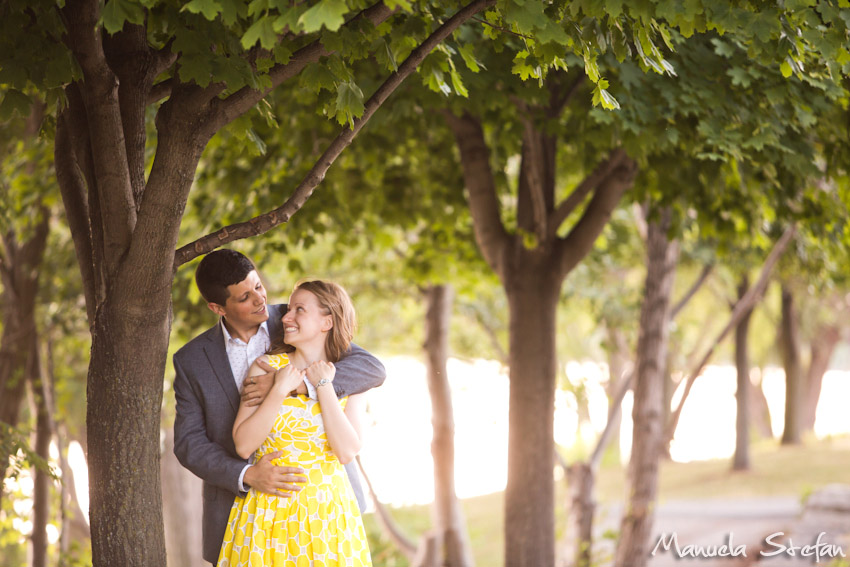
[218,354,372,567]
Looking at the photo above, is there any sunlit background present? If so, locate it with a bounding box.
[7,356,850,542]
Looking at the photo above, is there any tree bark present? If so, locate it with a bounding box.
[732,276,754,471]
[615,209,679,567]
[414,284,474,567]
[31,332,51,567]
[504,269,561,567]
[566,462,595,567]
[780,285,803,445]
[802,324,841,432]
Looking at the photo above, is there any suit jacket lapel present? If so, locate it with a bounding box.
[202,325,240,413]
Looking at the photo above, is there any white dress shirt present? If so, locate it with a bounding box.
[221,319,270,491]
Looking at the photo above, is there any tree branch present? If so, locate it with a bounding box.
[548,148,629,240]
[173,0,497,269]
[55,113,97,325]
[62,0,136,277]
[670,263,713,319]
[549,72,585,119]
[204,2,395,135]
[663,224,798,445]
[443,110,512,279]
[518,119,549,243]
[554,150,637,279]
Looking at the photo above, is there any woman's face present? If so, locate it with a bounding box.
[281,288,332,348]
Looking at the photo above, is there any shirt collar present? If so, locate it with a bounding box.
[220,318,269,345]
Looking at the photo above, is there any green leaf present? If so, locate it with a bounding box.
[298,0,348,33]
[780,59,793,78]
[336,81,364,127]
[182,0,222,21]
[241,16,277,50]
[0,89,32,120]
[457,44,482,73]
[101,0,145,34]
[449,68,469,98]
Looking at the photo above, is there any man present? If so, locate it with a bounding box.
[173,249,386,564]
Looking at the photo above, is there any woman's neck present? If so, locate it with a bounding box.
[290,344,328,368]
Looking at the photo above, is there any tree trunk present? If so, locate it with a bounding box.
[0,211,50,504]
[802,324,840,432]
[504,270,560,567]
[615,209,679,567]
[566,462,595,567]
[85,298,171,567]
[414,284,474,567]
[31,332,51,567]
[603,326,631,463]
[732,276,753,471]
[749,372,774,439]
[161,428,203,567]
[780,285,803,445]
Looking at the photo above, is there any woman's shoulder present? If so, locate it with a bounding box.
[264,353,290,369]
[250,353,290,371]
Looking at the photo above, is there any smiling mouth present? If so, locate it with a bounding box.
[254,305,267,315]
[284,326,298,333]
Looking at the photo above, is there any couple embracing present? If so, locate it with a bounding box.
[173,249,385,566]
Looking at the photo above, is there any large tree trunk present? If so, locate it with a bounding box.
[732,276,754,471]
[413,284,474,567]
[615,209,679,567]
[780,285,803,445]
[802,324,841,432]
[504,270,561,567]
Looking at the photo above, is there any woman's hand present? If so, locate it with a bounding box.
[274,364,304,396]
[305,361,335,388]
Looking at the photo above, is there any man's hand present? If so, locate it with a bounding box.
[243,450,307,497]
[240,360,276,407]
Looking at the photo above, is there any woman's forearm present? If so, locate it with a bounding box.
[316,388,363,464]
[233,390,286,459]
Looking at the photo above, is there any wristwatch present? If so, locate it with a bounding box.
[316,378,331,389]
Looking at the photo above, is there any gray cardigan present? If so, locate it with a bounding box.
[172,303,385,563]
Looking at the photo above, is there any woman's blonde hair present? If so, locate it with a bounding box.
[269,280,356,362]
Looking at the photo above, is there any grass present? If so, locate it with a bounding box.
[363,436,850,566]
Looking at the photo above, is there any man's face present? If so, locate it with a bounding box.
[208,270,268,332]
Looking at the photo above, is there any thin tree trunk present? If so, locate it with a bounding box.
[780,285,803,445]
[733,276,753,471]
[615,209,679,567]
[414,284,474,567]
[802,324,840,432]
[31,332,51,567]
[749,371,774,439]
[602,326,631,463]
[566,462,595,567]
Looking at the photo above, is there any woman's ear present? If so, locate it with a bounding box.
[322,315,333,332]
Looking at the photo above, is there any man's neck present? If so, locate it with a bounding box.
[222,318,261,343]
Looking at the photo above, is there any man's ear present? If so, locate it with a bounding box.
[207,302,227,317]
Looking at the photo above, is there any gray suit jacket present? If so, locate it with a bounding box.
[173,303,385,563]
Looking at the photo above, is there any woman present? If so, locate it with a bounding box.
[218,280,372,567]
